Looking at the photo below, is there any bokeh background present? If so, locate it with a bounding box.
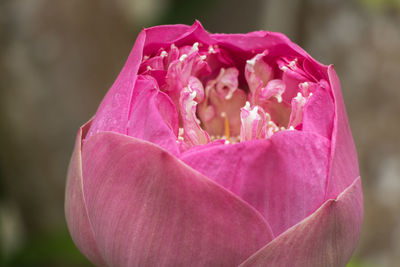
[1,0,399,266]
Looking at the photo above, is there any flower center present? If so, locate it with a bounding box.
[139,42,323,151]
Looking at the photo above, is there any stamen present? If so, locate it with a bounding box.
[288,92,307,128]
[279,58,298,72]
[191,42,199,52]
[244,51,273,104]
[178,127,184,140]
[187,76,205,102]
[240,102,262,141]
[179,54,188,62]
[208,45,216,54]
[215,67,239,100]
[141,41,316,148]
[160,51,168,57]
[179,87,210,146]
[221,112,230,139]
[246,57,257,66]
[288,59,297,69]
[300,81,309,90]
[299,82,312,97]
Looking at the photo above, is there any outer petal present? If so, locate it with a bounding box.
[65,121,107,267]
[81,132,274,267]
[87,31,145,139]
[325,66,360,199]
[181,131,330,236]
[239,177,363,267]
[87,22,214,141]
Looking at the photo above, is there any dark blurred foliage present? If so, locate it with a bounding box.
[157,0,265,33]
[0,0,399,266]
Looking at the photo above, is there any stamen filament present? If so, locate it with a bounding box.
[221,112,230,139]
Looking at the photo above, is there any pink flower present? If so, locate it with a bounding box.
[65,21,363,267]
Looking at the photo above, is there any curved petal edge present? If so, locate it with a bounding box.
[325,66,359,198]
[65,121,107,267]
[239,177,363,267]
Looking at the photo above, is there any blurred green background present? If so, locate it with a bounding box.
[1,0,399,266]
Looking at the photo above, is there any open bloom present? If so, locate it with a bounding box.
[65,21,363,267]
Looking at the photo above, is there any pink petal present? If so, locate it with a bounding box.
[139,55,165,72]
[181,130,330,236]
[81,132,274,267]
[144,21,215,55]
[87,31,146,139]
[87,22,213,141]
[172,20,215,47]
[211,31,308,59]
[126,75,179,155]
[302,57,329,82]
[325,66,360,198]
[302,83,334,139]
[142,69,167,88]
[142,24,193,53]
[65,121,107,267]
[280,66,309,103]
[144,23,192,46]
[239,177,363,267]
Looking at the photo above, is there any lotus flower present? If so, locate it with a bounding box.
[65,21,363,267]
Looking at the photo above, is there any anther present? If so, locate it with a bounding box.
[208,45,216,54]
[191,42,199,52]
[246,57,256,66]
[288,59,297,68]
[275,95,283,103]
[179,54,188,62]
